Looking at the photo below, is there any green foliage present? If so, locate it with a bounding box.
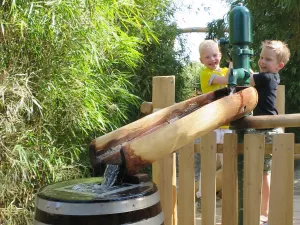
[132,23,190,103]
[0,0,189,224]
[179,61,203,95]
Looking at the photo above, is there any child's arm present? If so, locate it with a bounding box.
[210,62,233,85]
[212,65,257,86]
[249,69,256,86]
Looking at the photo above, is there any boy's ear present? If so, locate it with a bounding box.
[199,57,203,64]
[278,62,285,70]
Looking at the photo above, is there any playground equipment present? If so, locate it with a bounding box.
[138,78,299,225]
[89,86,257,175]
[87,4,258,225]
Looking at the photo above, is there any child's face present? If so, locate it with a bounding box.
[200,46,221,70]
[258,47,284,73]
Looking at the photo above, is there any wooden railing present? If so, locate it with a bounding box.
[193,132,297,225]
[144,76,297,225]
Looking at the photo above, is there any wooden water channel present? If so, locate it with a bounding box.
[144,76,300,225]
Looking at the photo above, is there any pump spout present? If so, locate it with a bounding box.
[228,68,251,87]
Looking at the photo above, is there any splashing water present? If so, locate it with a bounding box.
[229,86,236,95]
[100,164,120,190]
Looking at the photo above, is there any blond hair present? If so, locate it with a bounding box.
[261,40,290,64]
[199,40,219,56]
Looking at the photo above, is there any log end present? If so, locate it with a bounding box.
[121,145,153,176]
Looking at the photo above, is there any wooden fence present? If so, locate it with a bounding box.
[142,76,298,225]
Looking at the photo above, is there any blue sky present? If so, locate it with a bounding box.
[174,0,230,61]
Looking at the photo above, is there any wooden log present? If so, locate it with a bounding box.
[151,76,176,225]
[140,101,153,114]
[110,87,257,175]
[178,27,229,33]
[89,87,233,168]
[178,27,208,33]
[121,87,257,175]
[231,113,300,129]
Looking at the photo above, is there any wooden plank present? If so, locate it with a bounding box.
[151,76,176,225]
[177,142,195,225]
[222,133,238,225]
[276,85,285,115]
[243,134,265,225]
[154,154,177,225]
[200,132,217,225]
[172,155,178,225]
[269,133,294,225]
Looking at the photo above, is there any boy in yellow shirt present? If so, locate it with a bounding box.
[196,39,232,207]
[199,39,231,93]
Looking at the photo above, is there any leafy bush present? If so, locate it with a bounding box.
[0,0,190,224]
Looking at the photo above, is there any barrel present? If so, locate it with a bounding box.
[34,177,164,225]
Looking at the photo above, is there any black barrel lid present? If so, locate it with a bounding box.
[37,177,157,203]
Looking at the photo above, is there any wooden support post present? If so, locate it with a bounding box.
[276,85,285,115]
[268,133,294,225]
[243,134,265,225]
[276,85,285,133]
[222,133,238,225]
[277,85,300,160]
[200,132,217,225]
[152,76,177,225]
[177,143,195,225]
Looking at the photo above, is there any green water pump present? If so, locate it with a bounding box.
[220,3,253,87]
[220,4,254,225]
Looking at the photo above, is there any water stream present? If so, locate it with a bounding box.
[100,164,120,190]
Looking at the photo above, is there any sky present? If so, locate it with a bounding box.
[174,0,230,62]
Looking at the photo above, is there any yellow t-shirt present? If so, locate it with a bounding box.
[200,67,228,94]
[200,66,229,129]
